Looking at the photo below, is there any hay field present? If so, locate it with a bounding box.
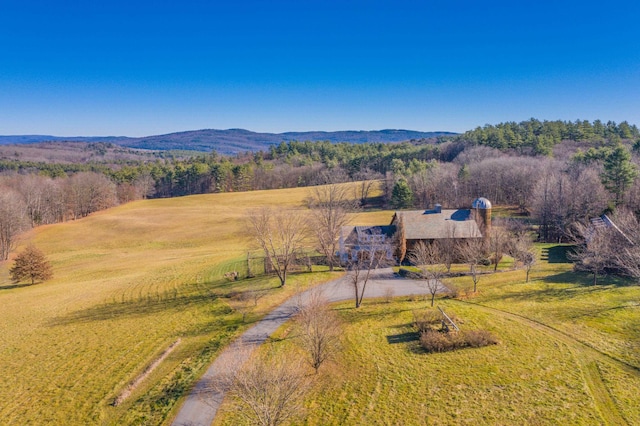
[0,184,380,425]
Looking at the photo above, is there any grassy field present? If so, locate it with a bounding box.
[215,243,640,426]
[0,184,383,425]
[4,185,640,425]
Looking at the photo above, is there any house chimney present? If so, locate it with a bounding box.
[435,204,442,214]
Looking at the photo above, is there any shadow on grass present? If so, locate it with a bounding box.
[541,245,575,264]
[333,305,416,324]
[47,276,236,327]
[0,282,36,290]
[470,271,629,316]
[386,331,419,344]
[48,291,226,326]
[542,271,633,287]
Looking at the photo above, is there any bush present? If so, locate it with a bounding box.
[383,286,395,303]
[419,329,498,353]
[420,330,456,352]
[464,329,498,348]
[413,310,442,333]
[406,293,419,302]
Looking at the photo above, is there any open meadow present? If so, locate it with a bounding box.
[0,183,388,425]
[3,182,640,425]
[215,245,640,426]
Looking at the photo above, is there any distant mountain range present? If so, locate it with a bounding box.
[0,129,456,155]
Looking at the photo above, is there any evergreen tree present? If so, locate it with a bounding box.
[10,245,53,285]
[391,178,414,209]
[601,144,638,205]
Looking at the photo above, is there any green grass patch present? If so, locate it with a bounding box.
[215,242,640,426]
[215,299,611,425]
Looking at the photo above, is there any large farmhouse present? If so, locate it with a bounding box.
[339,197,492,263]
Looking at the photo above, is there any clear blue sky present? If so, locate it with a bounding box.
[1,0,639,136]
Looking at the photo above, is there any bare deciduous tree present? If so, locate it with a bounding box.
[0,189,29,261]
[308,184,357,271]
[295,290,341,373]
[569,224,614,285]
[64,172,118,219]
[345,235,392,308]
[223,350,310,426]
[352,169,382,206]
[596,208,640,282]
[133,172,156,199]
[488,225,509,271]
[230,288,269,322]
[458,238,486,293]
[511,234,537,282]
[407,241,446,307]
[248,208,307,287]
[532,165,609,243]
[436,222,457,273]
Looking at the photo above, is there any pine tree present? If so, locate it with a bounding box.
[10,245,53,285]
[391,178,413,209]
[601,144,638,205]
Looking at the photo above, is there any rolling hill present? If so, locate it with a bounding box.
[0,128,456,154]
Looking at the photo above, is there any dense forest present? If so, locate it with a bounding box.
[2,118,640,260]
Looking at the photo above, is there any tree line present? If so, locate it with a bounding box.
[2,118,640,262]
[455,118,640,155]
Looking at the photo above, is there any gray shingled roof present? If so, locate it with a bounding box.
[341,225,396,245]
[393,209,483,240]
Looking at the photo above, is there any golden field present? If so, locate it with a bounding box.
[0,184,382,424]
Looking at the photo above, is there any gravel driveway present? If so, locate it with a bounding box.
[171,268,442,426]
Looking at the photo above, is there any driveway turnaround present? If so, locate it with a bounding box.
[171,268,441,426]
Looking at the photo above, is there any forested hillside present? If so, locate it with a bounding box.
[1,119,640,259]
[455,118,639,155]
[0,129,453,154]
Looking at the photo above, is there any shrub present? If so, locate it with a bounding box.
[420,330,455,352]
[464,329,498,348]
[406,293,419,302]
[383,286,395,303]
[419,329,498,353]
[445,283,466,299]
[413,310,442,333]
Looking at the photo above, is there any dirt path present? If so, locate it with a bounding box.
[170,268,436,426]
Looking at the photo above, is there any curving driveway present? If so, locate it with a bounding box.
[171,268,440,426]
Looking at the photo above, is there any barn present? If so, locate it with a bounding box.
[339,198,492,264]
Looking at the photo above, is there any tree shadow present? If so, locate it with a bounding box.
[542,271,633,287]
[332,306,415,324]
[0,282,35,290]
[542,245,575,264]
[48,279,228,327]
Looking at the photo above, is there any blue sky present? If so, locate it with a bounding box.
[1,0,639,136]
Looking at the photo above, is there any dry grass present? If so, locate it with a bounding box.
[0,183,384,425]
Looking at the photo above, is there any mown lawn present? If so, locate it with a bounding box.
[216,298,615,425]
[215,243,640,426]
[0,183,381,425]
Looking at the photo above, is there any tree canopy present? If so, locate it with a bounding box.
[10,245,53,285]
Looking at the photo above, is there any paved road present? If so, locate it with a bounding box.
[171,268,442,426]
